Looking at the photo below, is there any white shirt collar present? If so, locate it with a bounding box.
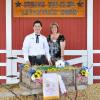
[33,32,41,36]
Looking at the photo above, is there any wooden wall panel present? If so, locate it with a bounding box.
[0,67,6,76]
[0,0,6,50]
[0,0,6,84]
[93,0,100,83]
[93,80,100,83]
[93,0,100,49]
[0,54,6,62]
[93,67,100,76]
[0,80,6,84]
[12,17,87,50]
[93,54,100,63]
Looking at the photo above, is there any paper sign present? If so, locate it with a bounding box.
[43,73,59,100]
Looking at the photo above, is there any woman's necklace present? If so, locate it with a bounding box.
[51,33,59,41]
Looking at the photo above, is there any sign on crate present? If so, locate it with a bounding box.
[43,73,59,100]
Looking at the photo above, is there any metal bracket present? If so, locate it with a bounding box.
[7,57,17,59]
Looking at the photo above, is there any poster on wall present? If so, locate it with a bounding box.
[13,0,86,17]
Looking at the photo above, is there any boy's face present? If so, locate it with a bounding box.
[33,23,42,34]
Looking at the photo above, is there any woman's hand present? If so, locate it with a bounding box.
[61,56,64,60]
[48,60,53,66]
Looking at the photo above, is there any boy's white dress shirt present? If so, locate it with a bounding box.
[22,32,51,62]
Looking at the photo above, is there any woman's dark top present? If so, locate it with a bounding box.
[47,34,65,60]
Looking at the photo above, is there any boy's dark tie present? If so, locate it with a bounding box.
[36,34,40,43]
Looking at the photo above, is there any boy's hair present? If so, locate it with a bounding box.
[33,20,42,27]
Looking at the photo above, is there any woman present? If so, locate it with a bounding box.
[47,22,66,65]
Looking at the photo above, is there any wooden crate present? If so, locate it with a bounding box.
[20,67,87,91]
[21,70,42,89]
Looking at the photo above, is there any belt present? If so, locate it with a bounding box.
[29,55,45,59]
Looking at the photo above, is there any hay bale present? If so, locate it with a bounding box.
[1,84,100,100]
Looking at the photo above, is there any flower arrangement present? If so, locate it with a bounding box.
[18,64,30,72]
[18,64,42,82]
[31,70,42,81]
[55,60,65,68]
[37,65,78,72]
[23,64,30,72]
[79,66,89,77]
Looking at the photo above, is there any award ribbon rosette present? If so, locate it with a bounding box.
[43,73,60,100]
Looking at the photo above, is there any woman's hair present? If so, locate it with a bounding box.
[50,22,59,29]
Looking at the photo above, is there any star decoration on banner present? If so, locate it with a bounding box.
[77,1,84,7]
[15,1,22,7]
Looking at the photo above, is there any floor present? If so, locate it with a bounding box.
[0,83,100,100]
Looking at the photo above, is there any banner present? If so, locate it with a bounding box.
[13,0,86,17]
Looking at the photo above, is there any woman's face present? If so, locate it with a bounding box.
[51,25,58,34]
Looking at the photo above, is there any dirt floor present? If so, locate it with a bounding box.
[0,83,100,100]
